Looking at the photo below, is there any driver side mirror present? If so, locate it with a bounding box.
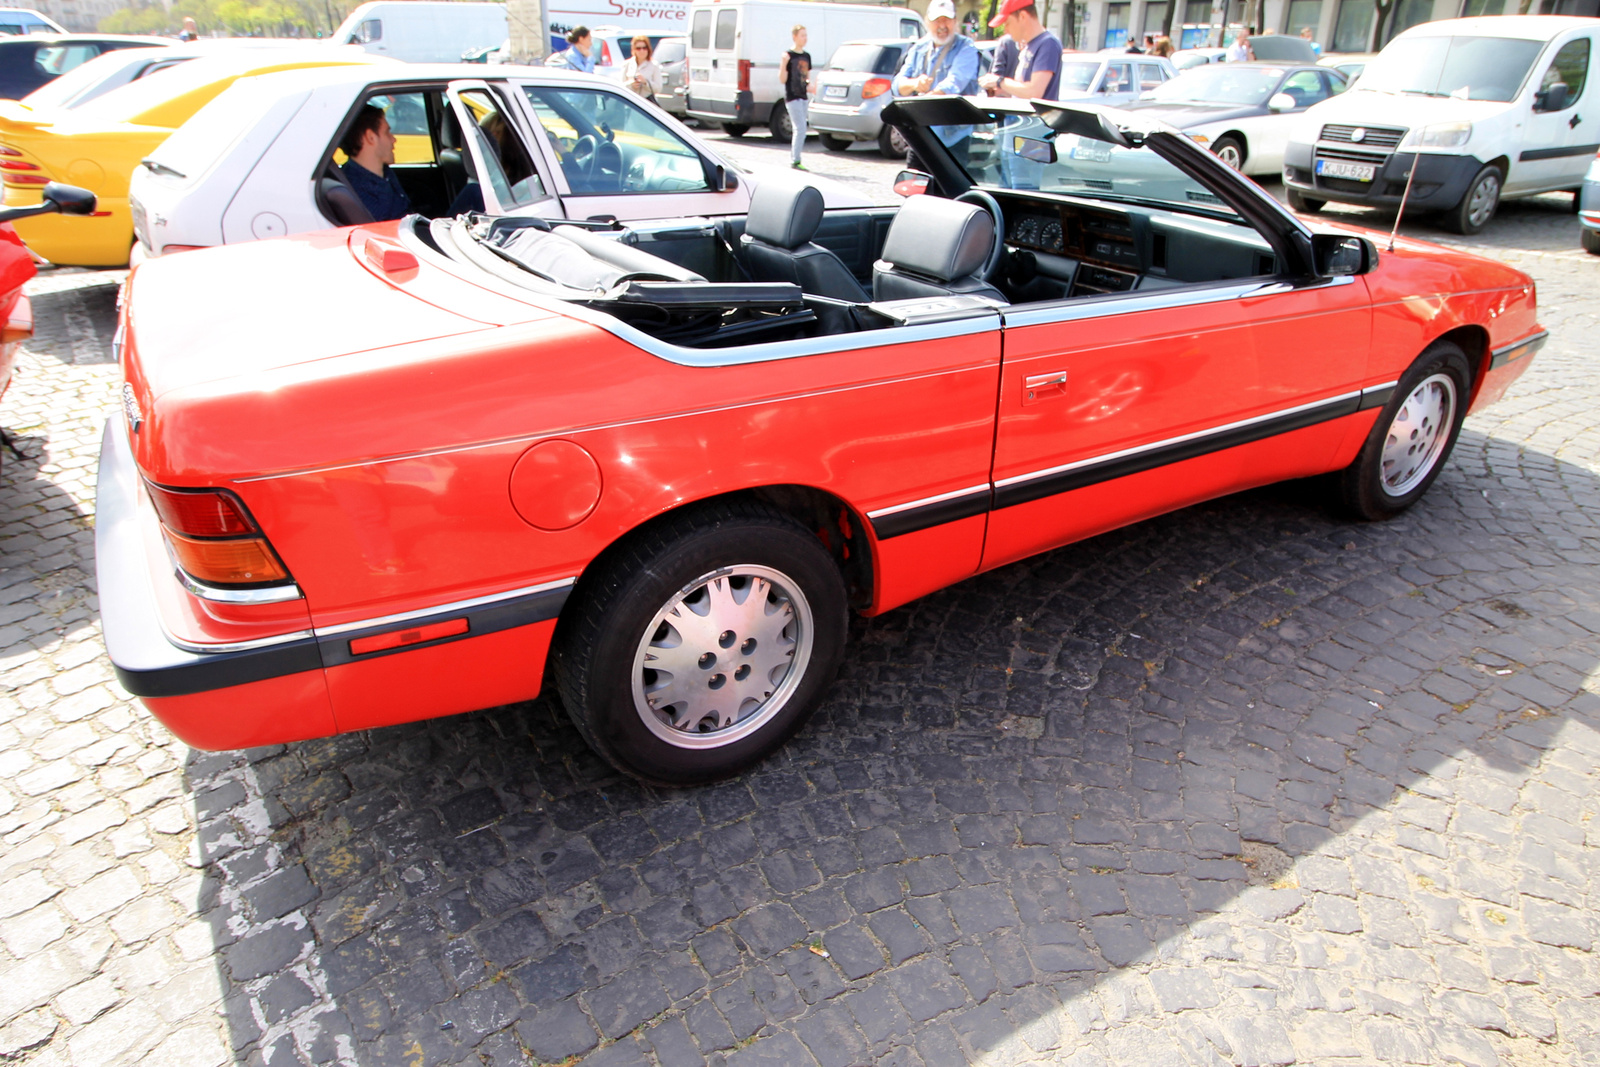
[43,183,96,216]
[1534,82,1570,112]
[708,163,738,191]
[1267,92,1295,112]
[1312,233,1376,277]
[893,169,930,197]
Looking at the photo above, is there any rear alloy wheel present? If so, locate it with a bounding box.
[553,504,847,786]
[1211,135,1246,171]
[769,104,792,142]
[819,133,851,152]
[1287,187,1325,213]
[1337,341,1471,520]
[722,123,749,137]
[1582,226,1600,255]
[1444,164,1501,235]
[878,123,909,159]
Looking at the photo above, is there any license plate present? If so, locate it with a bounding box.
[824,85,848,99]
[1315,158,1376,182]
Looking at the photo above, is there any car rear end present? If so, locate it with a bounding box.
[1581,149,1600,254]
[655,36,689,116]
[808,39,906,149]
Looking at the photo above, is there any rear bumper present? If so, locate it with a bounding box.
[808,102,884,139]
[96,415,575,748]
[687,89,756,125]
[1283,142,1485,212]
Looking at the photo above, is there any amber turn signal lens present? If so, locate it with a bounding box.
[163,531,289,586]
[146,482,256,537]
[862,78,892,99]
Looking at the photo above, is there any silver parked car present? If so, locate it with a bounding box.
[653,35,688,117]
[809,38,914,158]
[1581,149,1599,254]
[1055,53,1177,108]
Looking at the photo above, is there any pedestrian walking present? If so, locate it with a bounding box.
[778,25,812,169]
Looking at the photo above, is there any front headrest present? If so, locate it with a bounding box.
[879,196,993,282]
[744,179,825,249]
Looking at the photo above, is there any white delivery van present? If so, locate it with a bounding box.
[333,2,508,63]
[685,0,923,139]
[1283,15,1600,235]
[0,8,64,34]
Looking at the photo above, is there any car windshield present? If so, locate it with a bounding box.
[1356,35,1543,102]
[20,49,142,108]
[828,43,901,74]
[1146,65,1283,104]
[962,109,1237,219]
[1059,60,1102,92]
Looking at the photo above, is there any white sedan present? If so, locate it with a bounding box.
[129,64,860,259]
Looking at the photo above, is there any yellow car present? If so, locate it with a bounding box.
[0,49,388,267]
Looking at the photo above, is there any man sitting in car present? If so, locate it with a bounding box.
[339,103,411,222]
[891,0,981,168]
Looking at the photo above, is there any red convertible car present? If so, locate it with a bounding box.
[98,99,1544,785]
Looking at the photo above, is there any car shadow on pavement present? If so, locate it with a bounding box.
[184,420,1600,1066]
[21,270,122,369]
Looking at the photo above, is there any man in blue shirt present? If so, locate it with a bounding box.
[339,104,411,222]
[891,0,980,167]
[979,0,1062,101]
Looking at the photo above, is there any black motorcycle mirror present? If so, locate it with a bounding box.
[0,182,96,226]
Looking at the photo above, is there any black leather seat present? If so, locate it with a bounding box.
[740,180,869,302]
[872,196,1005,303]
[320,163,374,227]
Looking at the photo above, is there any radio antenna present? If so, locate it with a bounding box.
[1388,150,1419,252]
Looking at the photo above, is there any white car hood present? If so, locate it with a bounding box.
[1305,89,1511,130]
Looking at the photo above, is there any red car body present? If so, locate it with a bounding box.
[97,100,1544,781]
[0,224,35,414]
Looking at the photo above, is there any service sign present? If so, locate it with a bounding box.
[549,0,689,37]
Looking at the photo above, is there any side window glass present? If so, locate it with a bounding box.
[1541,38,1590,107]
[524,86,710,195]
[690,10,711,50]
[1101,63,1132,93]
[359,19,382,43]
[458,87,545,208]
[1325,70,1348,96]
[34,44,96,76]
[368,92,435,164]
[900,19,922,38]
[714,10,737,50]
[1282,69,1327,107]
[1137,63,1165,90]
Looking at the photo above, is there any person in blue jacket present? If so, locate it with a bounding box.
[891,0,981,169]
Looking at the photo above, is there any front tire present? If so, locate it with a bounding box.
[1287,187,1325,213]
[1212,135,1245,171]
[769,103,792,142]
[722,123,749,137]
[1337,341,1471,520]
[1444,164,1501,235]
[553,503,848,786]
[1582,226,1600,255]
[878,123,909,159]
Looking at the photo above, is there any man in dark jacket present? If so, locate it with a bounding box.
[340,104,411,221]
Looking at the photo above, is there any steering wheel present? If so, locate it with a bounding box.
[593,140,624,192]
[571,134,598,180]
[956,189,1005,282]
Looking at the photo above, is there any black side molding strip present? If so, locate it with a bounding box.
[994,391,1364,512]
[114,641,324,700]
[1489,330,1548,370]
[870,488,992,540]
[1357,385,1394,411]
[1519,144,1600,162]
[317,585,571,668]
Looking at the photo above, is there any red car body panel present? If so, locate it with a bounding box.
[100,207,1544,752]
[0,223,35,408]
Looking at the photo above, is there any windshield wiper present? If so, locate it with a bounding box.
[140,158,185,179]
[1398,89,1450,97]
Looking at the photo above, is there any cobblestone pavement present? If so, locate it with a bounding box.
[1,172,1598,1067]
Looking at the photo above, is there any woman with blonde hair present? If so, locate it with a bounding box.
[1152,35,1175,57]
[622,34,661,100]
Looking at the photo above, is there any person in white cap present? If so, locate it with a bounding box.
[890,0,981,168]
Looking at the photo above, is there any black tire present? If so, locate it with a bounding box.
[1287,187,1325,213]
[1211,135,1246,171]
[721,123,749,137]
[877,123,908,159]
[1582,226,1600,255]
[552,502,848,786]
[1443,164,1501,235]
[819,132,851,152]
[769,104,791,142]
[1337,340,1472,521]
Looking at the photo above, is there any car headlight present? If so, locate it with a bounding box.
[1404,121,1472,149]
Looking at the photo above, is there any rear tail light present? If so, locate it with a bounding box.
[3,174,49,185]
[0,145,20,157]
[144,482,291,587]
[862,78,891,99]
[737,58,752,92]
[600,40,613,65]
[0,159,37,170]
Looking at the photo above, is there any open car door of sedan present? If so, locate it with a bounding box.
[444,78,562,220]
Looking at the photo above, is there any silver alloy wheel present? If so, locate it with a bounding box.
[1466,171,1500,230]
[1215,142,1243,170]
[631,565,814,749]
[888,126,908,157]
[1381,372,1456,496]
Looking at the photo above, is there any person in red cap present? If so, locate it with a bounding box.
[978,0,1062,100]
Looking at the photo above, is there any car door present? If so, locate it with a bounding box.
[982,180,1372,570]
[444,79,563,219]
[1247,67,1334,174]
[514,80,746,221]
[1098,61,1136,107]
[1512,33,1597,194]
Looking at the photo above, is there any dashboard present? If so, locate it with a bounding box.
[1001,196,1144,295]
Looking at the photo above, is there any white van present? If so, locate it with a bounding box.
[1283,15,1600,235]
[333,2,508,63]
[0,8,64,34]
[685,0,923,139]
